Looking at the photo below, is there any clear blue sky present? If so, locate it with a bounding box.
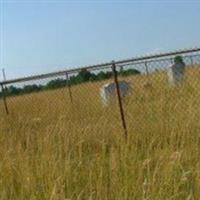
[0,0,200,80]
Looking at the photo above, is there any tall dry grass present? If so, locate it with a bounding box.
[0,66,200,199]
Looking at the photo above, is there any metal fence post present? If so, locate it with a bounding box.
[66,72,73,104]
[0,83,9,115]
[145,62,149,76]
[170,57,174,65]
[190,56,194,66]
[112,61,128,140]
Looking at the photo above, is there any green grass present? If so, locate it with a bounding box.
[0,66,200,199]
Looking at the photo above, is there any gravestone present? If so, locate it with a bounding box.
[168,56,186,85]
[100,80,131,106]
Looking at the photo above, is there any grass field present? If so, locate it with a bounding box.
[0,66,200,199]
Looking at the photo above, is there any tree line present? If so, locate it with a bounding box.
[0,68,140,97]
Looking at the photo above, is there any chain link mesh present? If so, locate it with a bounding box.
[0,51,200,139]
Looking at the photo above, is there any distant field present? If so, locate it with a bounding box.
[0,65,200,199]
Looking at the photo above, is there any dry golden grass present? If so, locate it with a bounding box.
[0,66,200,199]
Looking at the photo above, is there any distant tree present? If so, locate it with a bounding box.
[119,68,140,76]
[96,71,112,80]
[77,69,92,82]
[23,84,42,93]
[89,73,97,81]
[45,79,66,89]
[7,86,22,95]
[96,71,107,80]
[0,66,142,98]
[69,75,79,85]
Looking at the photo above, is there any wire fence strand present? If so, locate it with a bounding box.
[0,48,200,139]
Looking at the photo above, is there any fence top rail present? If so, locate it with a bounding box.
[1,47,200,85]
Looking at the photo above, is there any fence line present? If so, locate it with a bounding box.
[1,47,200,138]
[1,47,200,85]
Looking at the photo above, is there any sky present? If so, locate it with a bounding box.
[0,0,200,80]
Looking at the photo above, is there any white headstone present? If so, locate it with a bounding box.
[167,62,185,85]
[100,80,131,106]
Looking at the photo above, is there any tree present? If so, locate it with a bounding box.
[77,69,93,82]
[96,71,112,80]
[45,79,66,89]
[23,84,42,93]
[89,73,97,81]
[119,68,140,76]
[7,86,22,95]
[0,66,142,98]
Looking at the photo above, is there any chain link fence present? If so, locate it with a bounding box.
[0,48,200,139]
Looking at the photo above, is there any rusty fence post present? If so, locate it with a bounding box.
[190,56,194,67]
[0,83,9,115]
[65,72,73,104]
[144,61,152,87]
[170,57,174,65]
[145,62,149,76]
[112,61,128,140]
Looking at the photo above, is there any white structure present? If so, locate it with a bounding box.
[100,80,131,105]
[167,62,185,85]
